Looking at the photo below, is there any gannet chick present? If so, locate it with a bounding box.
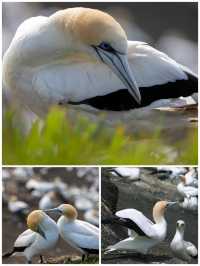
[177,175,198,198]
[45,204,99,261]
[3,8,197,117]
[170,220,197,262]
[3,210,59,264]
[104,200,176,254]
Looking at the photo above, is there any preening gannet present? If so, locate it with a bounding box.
[45,204,99,261]
[170,220,197,262]
[3,8,197,117]
[3,210,59,264]
[104,200,176,254]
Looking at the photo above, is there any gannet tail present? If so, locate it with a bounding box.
[3,249,15,258]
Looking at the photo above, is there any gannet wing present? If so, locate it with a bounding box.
[116,209,156,238]
[32,41,197,112]
[14,229,36,250]
[61,220,99,250]
[184,241,198,257]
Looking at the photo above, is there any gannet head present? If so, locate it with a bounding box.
[153,200,177,223]
[51,7,141,104]
[27,210,47,239]
[44,204,78,220]
[179,175,186,184]
[176,220,185,234]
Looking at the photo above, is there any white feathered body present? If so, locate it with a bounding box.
[170,229,197,262]
[3,14,196,118]
[57,216,99,253]
[13,218,59,261]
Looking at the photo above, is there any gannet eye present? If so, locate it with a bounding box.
[99,42,114,52]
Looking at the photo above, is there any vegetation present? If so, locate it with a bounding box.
[3,107,197,165]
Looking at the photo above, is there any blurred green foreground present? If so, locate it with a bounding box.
[3,107,197,165]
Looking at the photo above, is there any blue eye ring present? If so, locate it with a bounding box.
[99,42,114,52]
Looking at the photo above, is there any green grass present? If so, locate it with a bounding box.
[3,107,197,165]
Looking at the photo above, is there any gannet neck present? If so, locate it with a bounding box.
[152,201,167,224]
[180,175,186,184]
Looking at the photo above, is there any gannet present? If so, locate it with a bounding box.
[179,196,198,211]
[109,167,140,180]
[3,8,197,118]
[170,220,197,262]
[177,175,198,198]
[45,204,99,261]
[104,200,176,254]
[181,168,198,187]
[3,210,59,264]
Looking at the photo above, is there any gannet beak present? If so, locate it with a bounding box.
[94,47,141,104]
[37,225,46,239]
[44,208,61,214]
[167,201,177,207]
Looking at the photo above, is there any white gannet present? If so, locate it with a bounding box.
[45,204,99,261]
[109,167,140,180]
[177,175,198,198]
[104,200,176,254]
[170,220,197,262]
[181,168,198,187]
[179,196,198,211]
[3,8,197,118]
[3,210,59,264]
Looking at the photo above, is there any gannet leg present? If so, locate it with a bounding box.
[39,255,45,263]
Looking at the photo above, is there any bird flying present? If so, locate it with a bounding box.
[3,7,197,117]
[104,200,176,254]
[170,220,197,262]
[45,204,99,261]
[3,210,59,264]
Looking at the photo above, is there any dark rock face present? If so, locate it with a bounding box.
[101,168,198,264]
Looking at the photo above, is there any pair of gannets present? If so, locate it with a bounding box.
[104,200,197,262]
[3,204,99,263]
[3,7,197,118]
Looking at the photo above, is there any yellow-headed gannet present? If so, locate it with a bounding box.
[3,210,59,264]
[170,220,197,262]
[3,8,197,117]
[104,200,176,254]
[45,204,99,261]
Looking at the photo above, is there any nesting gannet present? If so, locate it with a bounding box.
[45,204,99,261]
[104,200,176,254]
[3,210,59,264]
[3,8,197,118]
[181,168,198,187]
[109,167,140,180]
[177,175,198,198]
[179,196,198,211]
[170,220,197,262]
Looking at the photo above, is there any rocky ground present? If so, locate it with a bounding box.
[101,168,198,264]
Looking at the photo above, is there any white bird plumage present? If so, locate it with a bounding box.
[177,175,198,198]
[45,204,99,261]
[104,200,176,254]
[170,220,197,262]
[3,210,59,264]
[3,7,197,118]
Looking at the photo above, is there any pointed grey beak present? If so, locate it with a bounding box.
[167,201,177,207]
[44,208,61,214]
[95,48,141,104]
